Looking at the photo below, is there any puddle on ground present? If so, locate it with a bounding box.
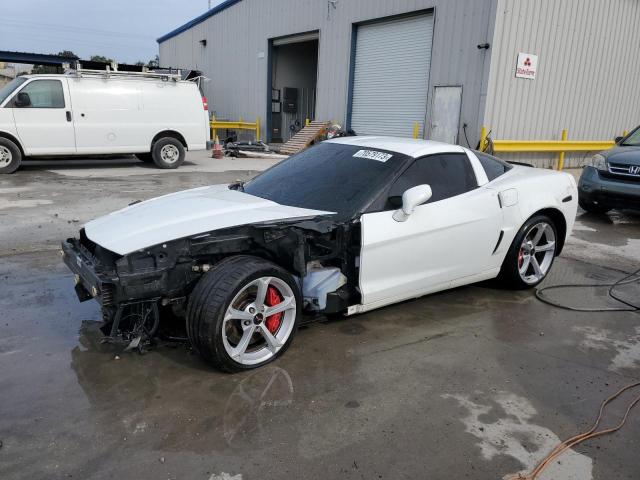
[444,391,593,480]
[575,325,640,372]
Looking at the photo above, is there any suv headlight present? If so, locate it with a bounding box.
[591,154,607,171]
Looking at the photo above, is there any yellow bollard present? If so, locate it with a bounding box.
[256,117,261,142]
[412,122,420,139]
[479,126,488,152]
[305,118,310,127]
[557,129,568,171]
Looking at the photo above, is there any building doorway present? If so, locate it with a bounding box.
[268,32,319,143]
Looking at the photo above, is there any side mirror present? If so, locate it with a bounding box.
[14,92,31,108]
[392,184,433,222]
[614,136,623,144]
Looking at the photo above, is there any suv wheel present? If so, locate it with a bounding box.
[187,256,301,372]
[0,138,22,174]
[152,137,185,169]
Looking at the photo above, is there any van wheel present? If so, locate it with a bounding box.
[0,138,22,174]
[186,256,301,372]
[135,153,153,163]
[152,137,185,169]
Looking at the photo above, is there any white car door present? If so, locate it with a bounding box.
[359,152,503,309]
[11,78,76,155]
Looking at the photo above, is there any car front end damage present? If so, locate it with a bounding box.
[62,219,358,348]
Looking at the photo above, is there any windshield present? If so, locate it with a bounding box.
[0,77,27,105]
[621,127,640,146]
[243,142,409,219]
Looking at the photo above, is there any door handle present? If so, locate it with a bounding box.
[66,111,72,122]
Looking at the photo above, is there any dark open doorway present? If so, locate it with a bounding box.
[268,33,318,143]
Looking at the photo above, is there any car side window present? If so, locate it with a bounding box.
[385,153,478,209]
[475,151,512,181]
[15,80,65,108]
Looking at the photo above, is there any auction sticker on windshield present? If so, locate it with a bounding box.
[353,150,393,162]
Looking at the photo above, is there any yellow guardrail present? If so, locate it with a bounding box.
[211,116,261,142]
[479,127,627,170]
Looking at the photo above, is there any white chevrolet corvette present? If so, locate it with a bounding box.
[63,137,578,371]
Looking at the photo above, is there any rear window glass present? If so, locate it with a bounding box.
[475,151,512,181]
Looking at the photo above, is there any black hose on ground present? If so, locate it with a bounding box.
[535,267,640,312]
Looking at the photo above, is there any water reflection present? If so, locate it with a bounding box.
[224,366,294,447]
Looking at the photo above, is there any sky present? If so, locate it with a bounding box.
[0,0,224,64]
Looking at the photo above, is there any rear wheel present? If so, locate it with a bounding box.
[499,215,558,289]
[0,138,22,174]
[186,256,301,372]
[151,137,185,169]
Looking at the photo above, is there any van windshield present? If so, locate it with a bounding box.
[0,77,27,105]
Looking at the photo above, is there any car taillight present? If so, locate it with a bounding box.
[202,96,208,111]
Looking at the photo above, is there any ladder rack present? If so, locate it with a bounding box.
[68,66,183,82]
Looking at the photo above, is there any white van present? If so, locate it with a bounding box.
[0,70,211,173]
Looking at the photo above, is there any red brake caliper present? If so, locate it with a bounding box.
[518,248,524,269]
[265,286,283,334]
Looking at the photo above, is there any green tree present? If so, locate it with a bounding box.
[90,55,113,64]
[148,54,160,68]
[32,50,79,74]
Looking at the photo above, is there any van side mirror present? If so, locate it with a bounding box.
[392,184,433,222]
[614,136,623,144]
[14,92,31,108]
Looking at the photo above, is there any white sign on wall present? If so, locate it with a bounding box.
[515,52,538,79]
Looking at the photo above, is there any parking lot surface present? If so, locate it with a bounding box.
[1,156,639,480]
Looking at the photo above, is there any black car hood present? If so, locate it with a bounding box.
[602,145,640,165]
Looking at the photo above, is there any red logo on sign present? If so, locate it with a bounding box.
[524,57,532,67]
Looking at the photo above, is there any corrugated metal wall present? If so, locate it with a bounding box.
[159,0,497,144]
[484,0,640,168]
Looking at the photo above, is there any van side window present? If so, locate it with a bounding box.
[386,153,477,208]
[16,80,65,108]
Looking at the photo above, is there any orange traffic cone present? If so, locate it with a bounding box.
[212,135,223,159]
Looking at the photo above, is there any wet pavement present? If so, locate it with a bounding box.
[1,160,639,480]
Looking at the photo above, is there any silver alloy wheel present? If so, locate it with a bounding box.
[222,276,296,366]
[518,221,556,284]
[160,144,180,164]
[0,145,12,167]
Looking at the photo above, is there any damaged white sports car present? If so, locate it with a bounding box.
[62,137,578,371]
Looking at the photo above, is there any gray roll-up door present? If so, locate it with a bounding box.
[350,13,434,138]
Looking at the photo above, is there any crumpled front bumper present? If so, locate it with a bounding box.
[61,239,114,305]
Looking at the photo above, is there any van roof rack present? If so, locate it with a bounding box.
[68,65,183,82]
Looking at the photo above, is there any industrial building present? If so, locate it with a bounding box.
[158,0,640,166]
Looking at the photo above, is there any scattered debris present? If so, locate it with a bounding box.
[224,140,270,157]
[279,121,330,155]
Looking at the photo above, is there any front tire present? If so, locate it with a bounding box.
[151,137,185,169]
[0,138,22,174]
[499,215,558,289]
[186,256,301,372]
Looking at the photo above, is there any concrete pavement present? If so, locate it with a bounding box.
[0,156,639,480]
